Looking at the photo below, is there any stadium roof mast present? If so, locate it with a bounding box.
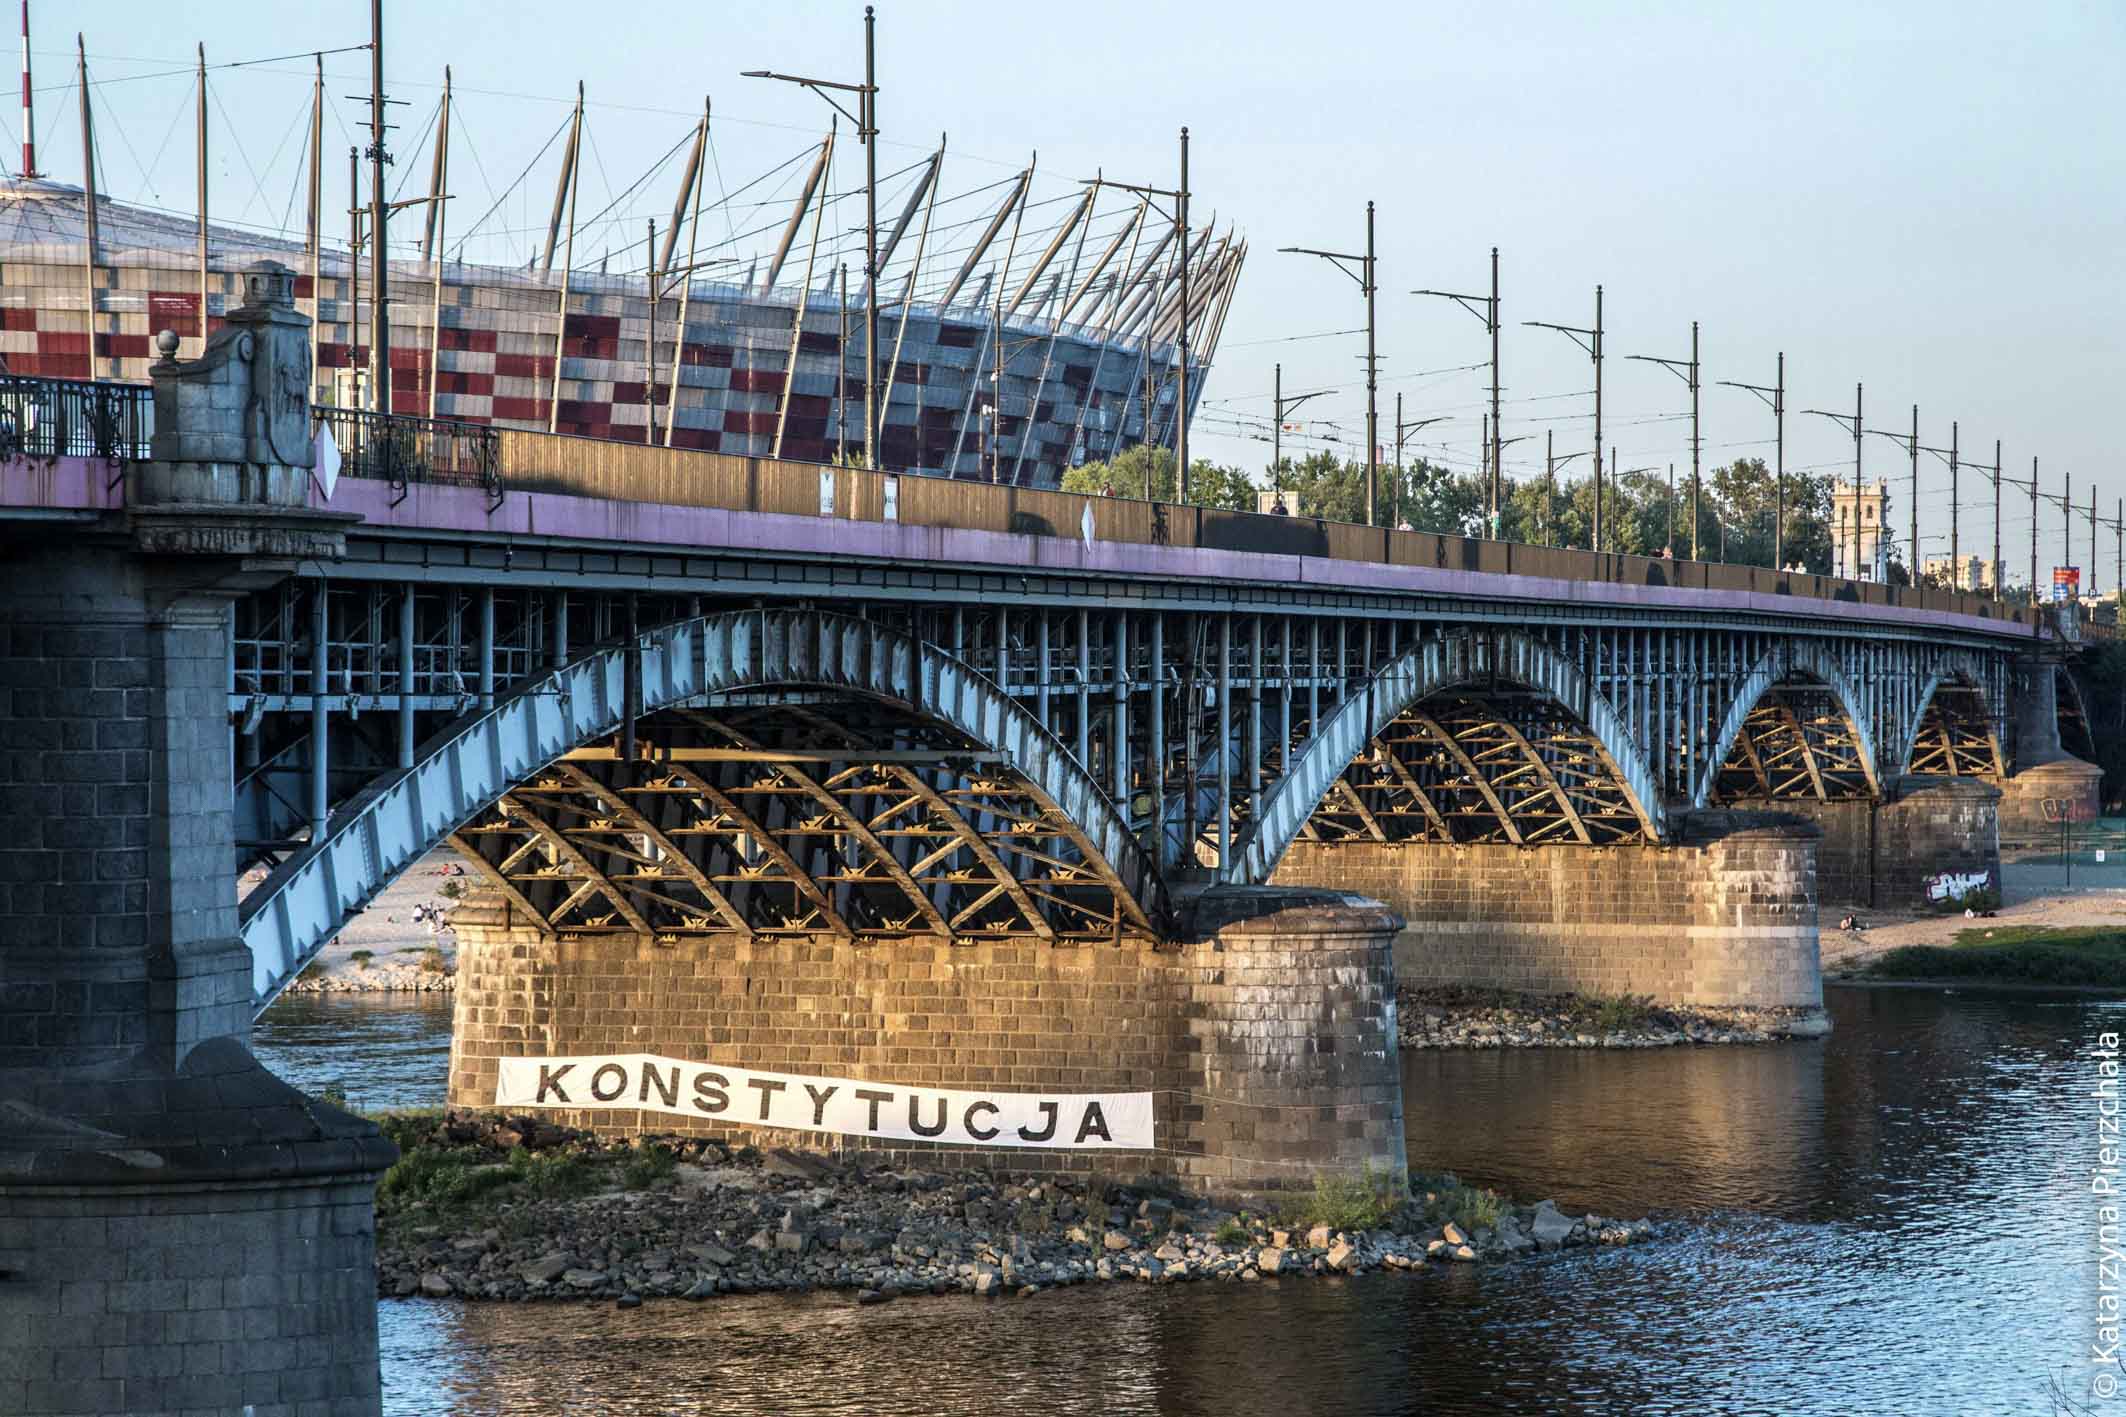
[745,6,881,470]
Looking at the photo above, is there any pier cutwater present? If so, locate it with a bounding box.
[497,1054,1155,1150]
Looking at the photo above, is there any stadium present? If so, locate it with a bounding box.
[0,28,1241,486]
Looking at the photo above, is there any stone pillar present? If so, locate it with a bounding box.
[0,261,391,1417]
[448,885,1406,1201]
[1271,813,1823,1009]
[1776,778,2002,910]
[2000,655,2103,846]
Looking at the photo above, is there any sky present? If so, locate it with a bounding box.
[28,0,2125,584]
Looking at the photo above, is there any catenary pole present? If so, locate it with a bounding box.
[369,0,390,412]
[196,44,207,358]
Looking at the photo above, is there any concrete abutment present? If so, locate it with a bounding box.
[446,884,1408,1198]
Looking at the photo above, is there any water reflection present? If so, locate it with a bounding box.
[256,987,2119,1415]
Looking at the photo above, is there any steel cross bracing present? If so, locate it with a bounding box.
[232,575,2038,1011]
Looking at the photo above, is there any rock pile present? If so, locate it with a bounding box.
[1397,985,1828,1049]
[374,1115,1657,1305]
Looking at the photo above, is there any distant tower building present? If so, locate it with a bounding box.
[1832,480,1889,580]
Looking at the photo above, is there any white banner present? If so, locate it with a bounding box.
[494,1053,1154,1151]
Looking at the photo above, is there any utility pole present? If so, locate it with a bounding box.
[1525,283,1603,545]
[1626,322,1701,558]
[368,0,390,413]
[1177,127,1190,505]
[1918,423,1964,588]
[196,44,208,360]
[837,264,848,466]
[744,8,883,465]
[1271,362,1327,488]
[1864,406,1921,585]
[76,35,97,377]
[1394,403,1448,531]
[1716,351,1785,568]
[1279,200,1378,522]
[1415,249,1502,534]
[1803,385,1864,578]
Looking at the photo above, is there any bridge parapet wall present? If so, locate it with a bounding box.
[1270,815,1821,1009]
[446,886,1406,1198]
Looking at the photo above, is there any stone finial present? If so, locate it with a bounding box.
[153,328,181,365]
[240,259,298,312]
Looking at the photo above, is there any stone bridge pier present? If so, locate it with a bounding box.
[446,884,1408,1197]
[0,265,391,1417]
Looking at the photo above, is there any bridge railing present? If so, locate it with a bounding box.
[466,428,2043,633]
[313,405,500,493]
[0,375,153,459]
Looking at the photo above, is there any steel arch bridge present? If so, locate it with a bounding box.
[234,581,2035,1011]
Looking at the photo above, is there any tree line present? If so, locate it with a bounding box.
[1061,445,1864,579]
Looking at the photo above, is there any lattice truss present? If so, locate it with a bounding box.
[1301,688,1650,847]
[2058,672,2098,762]
[1908,682,2003,777]
[1712,680,1873,801]
[449,702,1150,944]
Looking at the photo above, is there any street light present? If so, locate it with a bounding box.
[1715,351,1784,568]
[744,6,880,469]
[1414,248,1501,536]
[1279,202,1378,524]
[1625,322,1702,558]
[1543,428,1591,548]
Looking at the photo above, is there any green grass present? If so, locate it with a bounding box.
[1565,993,1657,1033]
[1865,926,2126,987]
[1282,1167,1400,1233]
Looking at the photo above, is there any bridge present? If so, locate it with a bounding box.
[0,264,2108,1414]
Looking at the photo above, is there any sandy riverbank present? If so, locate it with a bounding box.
[1821,852,2126,975]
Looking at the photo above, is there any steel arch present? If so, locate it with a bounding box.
[1227,630,1665,883]
[1897,653,2001,778]
[239,609,1162,1012]
[1694,641,1883,807]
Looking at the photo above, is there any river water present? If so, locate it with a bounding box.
[257,987,2120,1416]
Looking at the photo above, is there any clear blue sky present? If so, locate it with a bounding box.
[35,1,2125,580]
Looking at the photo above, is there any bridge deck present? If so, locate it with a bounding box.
[0,421,2056,644]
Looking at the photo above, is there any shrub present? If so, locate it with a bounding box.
[349,949,373,970]
[439,880,464,900]
[1212,1217,1250,1247]
[619,1142,677,1191]
[1448,1185,1504,1232]
[1285,1167,1399,1232]
[508,1146,595,1199]
[418,947,448,975]
[1582,994,1655,1033]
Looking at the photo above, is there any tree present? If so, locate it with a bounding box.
[1061,446,1257,511]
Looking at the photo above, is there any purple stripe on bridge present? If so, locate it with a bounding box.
[319,477,2036,642]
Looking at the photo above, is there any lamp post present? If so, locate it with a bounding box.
[1715,351,1784,568]
[1626,323,1702,558]
[1415,248,1502,536]
[1280,202,1378,523]
[744,7,881,468]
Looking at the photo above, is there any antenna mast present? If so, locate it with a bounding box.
[18,1,35,178]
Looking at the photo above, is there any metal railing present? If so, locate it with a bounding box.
[0,375,153,459]
[311,404,500,495]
